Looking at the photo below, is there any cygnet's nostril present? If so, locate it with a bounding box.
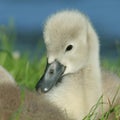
[49,69,54,74]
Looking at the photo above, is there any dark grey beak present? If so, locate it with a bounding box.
[35,60,66,93]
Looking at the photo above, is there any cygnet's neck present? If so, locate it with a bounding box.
[86,21,102,93]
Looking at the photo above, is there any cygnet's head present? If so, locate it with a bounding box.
[44,10,89,74]
[36,10,99,93]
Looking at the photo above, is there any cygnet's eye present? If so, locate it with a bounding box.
[65,45,73,52]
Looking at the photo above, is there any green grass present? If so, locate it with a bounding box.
[102,58,120,77]
[0,50,47,89]
[0,24,47,90]
[0,25,120,120]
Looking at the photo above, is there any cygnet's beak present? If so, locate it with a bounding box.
[36,60,66,93]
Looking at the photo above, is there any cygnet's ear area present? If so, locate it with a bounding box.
[43,10,90,74]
